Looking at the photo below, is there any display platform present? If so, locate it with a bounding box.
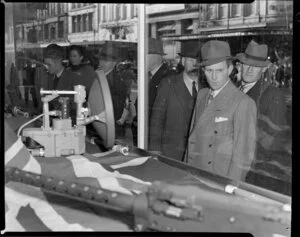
[4,116,291,234]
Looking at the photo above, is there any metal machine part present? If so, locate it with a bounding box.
[88,70,115,149]
[20,71,115,157]
[21,86,87,157]
[5,167,291,235]
[58,97,71,119]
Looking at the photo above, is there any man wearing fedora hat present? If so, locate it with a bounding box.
[148,41,201,161]
[236,40,291,192]
[131,38,173,146]
[185,40,257,182]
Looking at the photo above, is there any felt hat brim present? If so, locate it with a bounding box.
[236,53,269,67]
[199,56,232,66]
[178,53,198,59]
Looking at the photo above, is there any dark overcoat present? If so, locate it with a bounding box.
[245,79,291,193]
[149,73,195,161]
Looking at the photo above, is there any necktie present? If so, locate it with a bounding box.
[53,75,59,89]
[192,81,197,99]
[207,92,214,106]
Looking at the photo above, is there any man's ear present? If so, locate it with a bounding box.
[228,64,233,76]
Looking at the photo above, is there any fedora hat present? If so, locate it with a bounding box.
[178,41,201,59]
[200,40,232,66]
[148,38,167,55]
[236,40,268,67]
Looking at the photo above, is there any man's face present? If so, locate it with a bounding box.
[148,54,161,72]
[242,64,265,83]
[44,58,60,75]
[183,57,198,77]
[203,61,232,90]
[99,58,116,73]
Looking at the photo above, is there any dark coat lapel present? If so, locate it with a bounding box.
[172,73,194,123]
[150,63,169,87]
[246,79,263,104]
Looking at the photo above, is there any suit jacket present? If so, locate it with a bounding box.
[185,80,257,182]
[149,73,196,161]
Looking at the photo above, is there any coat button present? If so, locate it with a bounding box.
[209,144,212,148]
[214,131,218,134]
[208,161,212,164]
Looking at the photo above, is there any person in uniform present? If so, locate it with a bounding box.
[185,40,257,182]
[236,40,291,193]
[148,41,201,161]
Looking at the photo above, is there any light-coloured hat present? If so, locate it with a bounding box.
[178,41,201,59]
[236,40,269,67]
[200,40,232,66]
[148,38,167,55]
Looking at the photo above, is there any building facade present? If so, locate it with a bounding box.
[147,1,293,60]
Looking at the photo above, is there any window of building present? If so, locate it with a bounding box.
[57,3,61,15]
[72,3,75,9]
[111,5,115,21]
[44,24,49,39]
[122,4,127,20]
[38,27,43,41]
[54,3,57,15]
[219,4,228,19]
[231,4,242,17]
[88,13,93,31]
[58,21,64,38]
[103,5,106,22]
[208,4,216,20]
[50,25,55,39]
[244,2,255,17]
[72,16,76,33]
[77,15,82,32]
[133,4,137,17]
[82,14,87,32]
[116,4,121,21]
[130,4,134,19]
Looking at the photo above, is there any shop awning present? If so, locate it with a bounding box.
[162,29,293,41]
[157,24,176,32]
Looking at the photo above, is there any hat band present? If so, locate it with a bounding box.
[245,53,267,62]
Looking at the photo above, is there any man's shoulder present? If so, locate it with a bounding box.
[162,72,182,85]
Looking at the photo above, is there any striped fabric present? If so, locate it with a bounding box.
[4,120,193,231]
[4,119,291,235]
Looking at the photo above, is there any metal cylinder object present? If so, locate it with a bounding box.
[59,97,71,119]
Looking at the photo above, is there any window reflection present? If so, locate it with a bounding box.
[4,3,292,196]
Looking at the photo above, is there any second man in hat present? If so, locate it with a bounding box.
[149,41,201,161]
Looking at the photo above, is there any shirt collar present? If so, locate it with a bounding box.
[56,68,64,78]
[211,79,230,98]
[150,63,163,77]
[183,71,198,86]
